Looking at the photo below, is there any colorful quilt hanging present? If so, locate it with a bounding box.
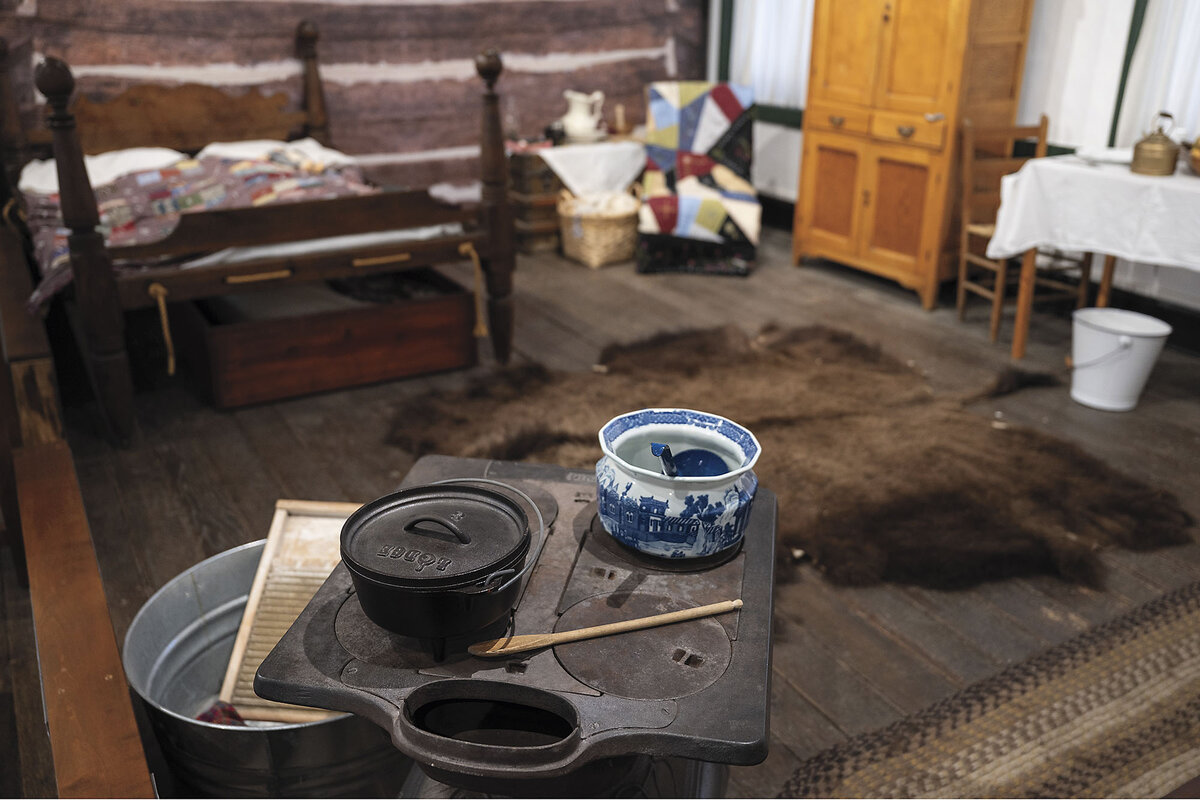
[637,81,760,275]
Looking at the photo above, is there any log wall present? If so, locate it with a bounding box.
[2,0,706,187]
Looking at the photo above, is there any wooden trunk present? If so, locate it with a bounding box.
[510,152,563,254]
[171,272,476,408]
[792,0,1034,308]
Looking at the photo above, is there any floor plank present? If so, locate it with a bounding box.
[829,582,1004,685]
[2,548,55,798]
[901,584,1052,664]
[775,574,963,712]
[770,609,906,736]
[726,734,804,799]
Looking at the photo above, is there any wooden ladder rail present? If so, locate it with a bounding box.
[0,218,153,796]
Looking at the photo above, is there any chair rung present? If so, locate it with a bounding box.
[964,253,1001,269]
[960,282,996,299]
[1034,276,1077,292]
[1031,290,1078,304]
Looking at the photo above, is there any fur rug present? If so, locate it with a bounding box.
[389,325,1193,588]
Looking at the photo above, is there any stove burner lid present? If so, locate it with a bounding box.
[553,592,733,700]
[341,485,530,590]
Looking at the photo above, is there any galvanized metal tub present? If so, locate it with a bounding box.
[122,540,410,797]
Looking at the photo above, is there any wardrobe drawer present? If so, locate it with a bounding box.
[806,103,871,135]
[870,110,947,150]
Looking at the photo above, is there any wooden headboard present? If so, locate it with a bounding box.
[2,20,330,166]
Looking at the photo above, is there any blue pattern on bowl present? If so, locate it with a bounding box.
[595,408,761,559]
[599,409,759,463]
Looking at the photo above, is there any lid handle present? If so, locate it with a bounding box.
[403,515,472,545]
[1152,110,1175,134]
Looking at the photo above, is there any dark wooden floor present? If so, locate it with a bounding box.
[3,227,1199,797]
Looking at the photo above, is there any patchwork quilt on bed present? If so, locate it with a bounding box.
[637,81,760,275]
[22,147,377,310]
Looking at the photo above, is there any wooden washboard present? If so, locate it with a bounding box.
[219,499,360,723]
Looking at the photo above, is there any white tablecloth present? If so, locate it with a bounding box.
[987,156,1200,273]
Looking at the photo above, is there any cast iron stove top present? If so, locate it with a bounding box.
[256,455,776,792]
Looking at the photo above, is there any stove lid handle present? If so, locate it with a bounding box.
[433,477,548,594]
[404,515,472,544]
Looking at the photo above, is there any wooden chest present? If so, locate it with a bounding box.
[509,151,562,253]
[172,270,476,408]
[509,150,563,195]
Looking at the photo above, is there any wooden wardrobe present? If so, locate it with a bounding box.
[792,0,1034,308]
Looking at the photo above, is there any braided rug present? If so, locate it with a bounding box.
[780,580,1200,798]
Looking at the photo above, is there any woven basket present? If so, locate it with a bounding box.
[557,189,639,269]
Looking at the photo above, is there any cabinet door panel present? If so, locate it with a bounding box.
[874,0,966,112]
[860,143,937,279]
[871,159,926,257]
[794,132,866,260]
[808,0,884,107]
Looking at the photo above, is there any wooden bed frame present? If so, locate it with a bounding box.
[1,22,514,443]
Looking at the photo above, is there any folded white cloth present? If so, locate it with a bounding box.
[196,137,355,168]
[538,141,645,197]
[561,191,638,216]
[1073,147,1134,164]
[19,146,187,195]
[181,223,465,270]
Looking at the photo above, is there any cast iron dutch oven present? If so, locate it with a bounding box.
[341,484,531,639]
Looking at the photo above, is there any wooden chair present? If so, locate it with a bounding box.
[957,115,1091,342]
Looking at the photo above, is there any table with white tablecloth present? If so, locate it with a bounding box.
[986,155,1200,358]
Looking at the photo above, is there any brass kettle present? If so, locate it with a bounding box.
[1131,111,1180,175]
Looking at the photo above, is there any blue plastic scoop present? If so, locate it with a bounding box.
[650,442,678,477]
[650,443,730,477]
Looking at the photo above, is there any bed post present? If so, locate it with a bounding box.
[474,50,515,365]
[35,58,135,444]
[296,21,331,147]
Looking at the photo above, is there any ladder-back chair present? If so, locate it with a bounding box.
[957,115,1091,342]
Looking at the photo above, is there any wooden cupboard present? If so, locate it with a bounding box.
[793,0,1035,308]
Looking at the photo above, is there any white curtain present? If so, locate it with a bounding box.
[728,0,815,107]
[1108,0,1200,312]
[1114,0,1200,147]
[1017,0,1133,149]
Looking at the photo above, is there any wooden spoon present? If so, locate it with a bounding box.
[468,599,743,657]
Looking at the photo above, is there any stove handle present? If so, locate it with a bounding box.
[397,680,585,773]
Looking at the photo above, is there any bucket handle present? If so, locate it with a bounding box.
[432,477,548,594]
[1072,335,1133,370]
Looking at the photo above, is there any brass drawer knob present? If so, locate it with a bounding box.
[829,115,845,127]
[897,125,915,138]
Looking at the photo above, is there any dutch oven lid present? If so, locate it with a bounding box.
[341,485,530,590]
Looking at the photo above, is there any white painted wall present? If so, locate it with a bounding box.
[753,122,802,202]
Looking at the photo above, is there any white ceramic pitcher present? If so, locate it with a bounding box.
[560,90,605,141]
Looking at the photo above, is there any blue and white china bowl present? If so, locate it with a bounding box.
[595,408,761,559]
